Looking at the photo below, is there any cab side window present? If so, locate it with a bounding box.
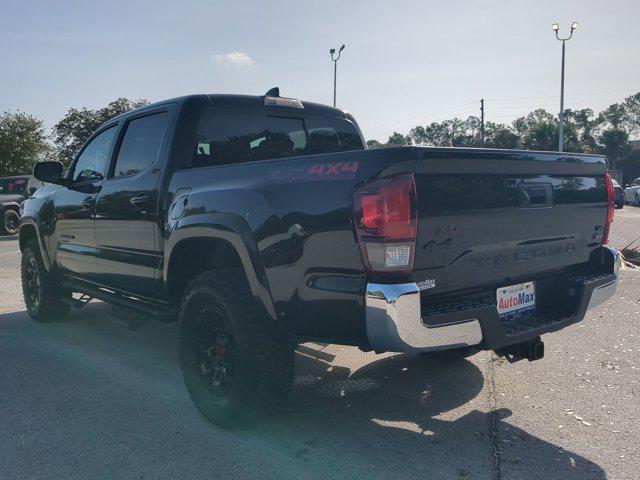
[72,127,117,183]
[111,112,169,178]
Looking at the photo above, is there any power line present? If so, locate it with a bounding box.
[485,102,616,111]
[368,100,618,137]
[364,107,479,136]
[486,88,638,102]
[364,89,638,139]
[364,109,479,138]
[484,99,626,113]
[362,100,478,134]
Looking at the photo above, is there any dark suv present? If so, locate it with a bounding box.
[0,176,43,235]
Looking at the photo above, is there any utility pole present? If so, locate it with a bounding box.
[451,119,456,147]
[552,21,578,152]
[480,99,485,144]
[329,45,345,107]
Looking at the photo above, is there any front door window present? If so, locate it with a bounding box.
[72,127,117,183]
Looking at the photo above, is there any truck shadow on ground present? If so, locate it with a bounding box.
[0,305,605,480]
[266,345,606,480]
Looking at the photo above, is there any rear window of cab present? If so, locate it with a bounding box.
[182,108,364,169]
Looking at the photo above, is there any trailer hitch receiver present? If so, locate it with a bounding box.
[495,337,544,363]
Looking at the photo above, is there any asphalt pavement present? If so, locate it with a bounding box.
[0,207,638,480]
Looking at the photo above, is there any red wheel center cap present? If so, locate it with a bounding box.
[213,342,226,359]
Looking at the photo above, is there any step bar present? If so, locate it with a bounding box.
[60,278,176,321]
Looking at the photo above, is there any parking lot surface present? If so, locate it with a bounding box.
[1,207,638,480]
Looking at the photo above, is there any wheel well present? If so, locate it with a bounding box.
[167,237,244,303]
[19,224,37,251]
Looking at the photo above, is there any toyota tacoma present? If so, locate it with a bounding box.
[19,90,620,427]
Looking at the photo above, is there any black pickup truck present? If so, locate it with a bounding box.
[19,90,620,427]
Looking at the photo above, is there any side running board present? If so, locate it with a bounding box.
[60,279,176,322]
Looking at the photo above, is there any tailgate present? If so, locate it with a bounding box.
[412,149,608,294]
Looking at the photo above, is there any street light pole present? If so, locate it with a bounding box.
[333,59,337,107]
[559,39,565,152]
[480,98,485,144]
[330,45,345,107]
[552,21,578,152]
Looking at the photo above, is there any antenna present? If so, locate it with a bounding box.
[265,87,280,97]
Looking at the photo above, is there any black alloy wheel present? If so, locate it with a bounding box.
[2,209,20,236]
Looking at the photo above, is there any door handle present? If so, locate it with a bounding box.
[130,193,151,208]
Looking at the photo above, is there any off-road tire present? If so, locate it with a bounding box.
[21,240,71,322]
[419,346,480,362]
[1,209,20,236]
[178,268,294,428]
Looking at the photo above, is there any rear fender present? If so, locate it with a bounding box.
[164,212,277,321]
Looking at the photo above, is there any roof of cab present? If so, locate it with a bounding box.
[110,93,347,123]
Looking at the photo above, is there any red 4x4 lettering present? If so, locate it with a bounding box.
[325,163,342,175]
[341,161,358,173]
[308,161,359,177]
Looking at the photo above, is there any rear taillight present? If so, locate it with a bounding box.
[603,173,615,245]
[354,173,417,274]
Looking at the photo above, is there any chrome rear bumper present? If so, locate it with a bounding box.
[365,283,482,353]
[586,247,620,310]
[364,246,620,354]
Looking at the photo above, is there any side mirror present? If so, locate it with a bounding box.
[29,187,37,195]
[33,161,65,185]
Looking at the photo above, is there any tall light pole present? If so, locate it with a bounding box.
[552,21,578,152]
[330,44,345,107]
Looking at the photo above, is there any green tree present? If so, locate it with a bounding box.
[564,108,598,152]
[408,125,427,145]
[53,97,148,165]
[409,122,452,146]
[0,111,51,177]
[598,103,627,131]
[366,139,384,149]
[409,117,484,147]
[598,102,633,170]
[513,109,554,150]
[599,130,630,170]
[513,108,580,152]
[452,116,482,147]
[484,122,519,149]
[620,150,640,184]
[622,92,640,135]
[386,131,411,146]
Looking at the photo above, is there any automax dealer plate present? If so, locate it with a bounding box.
[496,281,536,318]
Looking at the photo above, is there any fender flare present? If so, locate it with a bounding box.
[18,218,53,270]
[0,201,21,212]
[164,212,277,322]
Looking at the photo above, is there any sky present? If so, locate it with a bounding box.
[1,0,639,142]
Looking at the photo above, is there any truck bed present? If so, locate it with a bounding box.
[167,144,609,345]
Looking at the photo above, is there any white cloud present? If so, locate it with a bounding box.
[212,51,254,68]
